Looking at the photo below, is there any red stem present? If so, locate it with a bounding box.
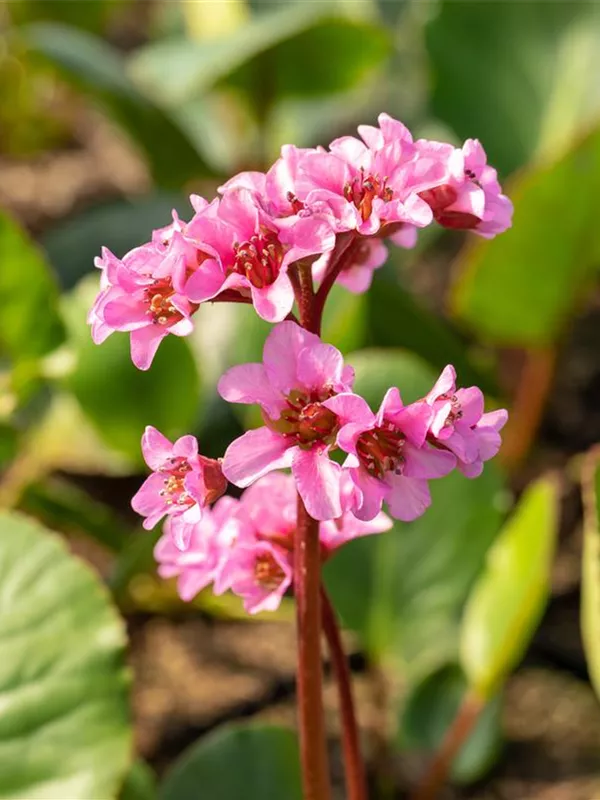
[410,691,484,800]
[321,586,368,800]
[312,233,358,327]
[295,496,332,800]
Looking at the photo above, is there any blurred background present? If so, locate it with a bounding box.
[2,1,600,798]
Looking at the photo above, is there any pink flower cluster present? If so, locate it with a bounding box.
[89,113,512,369]
[131,321,506,611]
[154,472,392,614]
[90,112,511,615]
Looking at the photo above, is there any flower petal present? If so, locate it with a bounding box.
[292,446,342,521]
[222,427,293,488]
[218,363,284,418]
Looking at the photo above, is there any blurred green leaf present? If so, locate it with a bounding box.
[460,476,558,699]
[400,664,503,784]
[159,724,302,800]
[346,347,435,411]
[367,267,495,395]
[322,283,367,354]
[325,465,506,676]
[0,210,65,365]
[10,0,126,33]
[426,1,600,175]
[452,128,600,347]
[119,760,157,800]
[62,276,200,462]
[21,477,133,553]
[130,3,390,106]
[581,447,600,701]
[43,194,188,290]
[22,23,215,187]
[0,511,131,799]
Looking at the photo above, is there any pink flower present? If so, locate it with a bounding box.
[154,496,241,601]
[425,365,508,477]
[417,139,513,237]
[329,389,456,522]
[186,188,335,322]
[89,199,221,369]
[132,426,227,548]
[313,238,388,294]
[154,471,392,613]
[292,126,437,237]
[218,322,361,520]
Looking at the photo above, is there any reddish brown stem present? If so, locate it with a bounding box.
[295,497,332,800]
[500,347,556,471]
[410,691,484,800]
[321,586,367,800]
[312,233,357,327]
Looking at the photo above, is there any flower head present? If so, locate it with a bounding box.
[132,426,227,548]
[330,388,456,522]
[218,321,361,520]
[425,365,508,477]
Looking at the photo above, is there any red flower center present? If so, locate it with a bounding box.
[357,423,405,478]
[343,170,393,222]
[145,278,184,326]
[233,229,285,289]
[254,552,285,590]
[270,388,339,448]
[158,457,194,507]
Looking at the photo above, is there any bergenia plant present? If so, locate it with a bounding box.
[89,113,511,800]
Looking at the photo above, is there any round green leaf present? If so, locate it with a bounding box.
[62,276,200,462]
[400,664,503,784]
[0,511,131,799]
[460,476,559,698]
[160,724,302,800]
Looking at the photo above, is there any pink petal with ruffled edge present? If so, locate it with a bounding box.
[217,362,285,419]
[386,474,431,521]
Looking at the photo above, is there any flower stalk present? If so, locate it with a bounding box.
[321,585,368,800]
[295,496,331,800]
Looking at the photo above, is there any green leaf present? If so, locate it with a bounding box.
[0,511,131,799]
[451,127,600,347]
[11,0,126,34]
[0,210,65,364]
[21,477,133,553]
[321,282,367,354]
[367,266,495,395]
[159,724,302,800]
[346,348,436,411]
[62,276,200,462]
[426,1,600,175]
[325,465,506,676]
[581,447,600,700]
[460,476,559,699]
[400,664,503,784]
[43,194,188,290]
[22,22,214,187]
[130,4,390,106]
[119,761,157,800]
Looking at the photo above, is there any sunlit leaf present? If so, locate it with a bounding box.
[460,476,559,699]
[0,511,131,799]
[581,446,600,700]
